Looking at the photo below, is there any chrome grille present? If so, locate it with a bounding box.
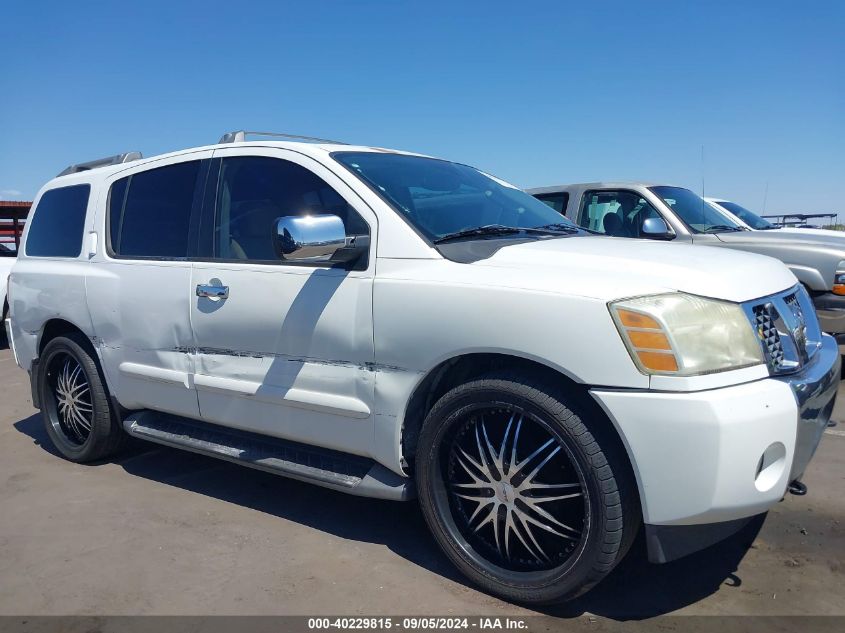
[744,285,821,375]
[752,303,786,370]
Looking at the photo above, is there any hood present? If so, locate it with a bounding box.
[775,227,845,239]
[716,228,845,251]
[471,235,796,303]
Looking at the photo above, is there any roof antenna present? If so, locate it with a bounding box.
[700,144,706,227]
[762,180,769,214]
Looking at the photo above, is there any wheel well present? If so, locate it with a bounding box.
[39,319,92,355]
[402,353,604,457]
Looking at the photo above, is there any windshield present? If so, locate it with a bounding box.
[715,200,775,230]
[333,152,578,242]
[649,186,743,233]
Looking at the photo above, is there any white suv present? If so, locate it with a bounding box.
[5,132,839,604]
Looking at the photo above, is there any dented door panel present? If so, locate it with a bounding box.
[86,260,199,416]
[189,263,376,456]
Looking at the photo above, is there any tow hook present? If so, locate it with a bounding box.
[788,480,808,496]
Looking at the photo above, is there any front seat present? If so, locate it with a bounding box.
[230,201,281,260]
[602,212,625,236]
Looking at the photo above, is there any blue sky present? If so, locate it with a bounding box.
[1,0,842,214]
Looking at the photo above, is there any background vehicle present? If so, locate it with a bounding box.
[5,135,838,605]
[706,197,844,238]
[530,183,845,349]
[0,246,14,325]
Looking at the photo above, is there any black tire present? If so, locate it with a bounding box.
[37,333,127,462]
[416,371,640,605]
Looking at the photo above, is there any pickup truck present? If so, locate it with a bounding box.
[530,183,845,349]
[6,137,839,604]
[706,197,844,239]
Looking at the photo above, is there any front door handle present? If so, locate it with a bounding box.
[196,284,229,299]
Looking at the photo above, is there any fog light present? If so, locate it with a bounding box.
[755,442,786,492]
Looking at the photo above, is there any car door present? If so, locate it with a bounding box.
[575,189,671,238]
[189,146,378,457]
[86,152,211,418]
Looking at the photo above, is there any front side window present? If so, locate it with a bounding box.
[333,152,575,242]
[650,186,743,234]
[534,192,569,214]
[25,184,90,257]
[715,200,775,230]
[577,190,661,238]
[109,161,200,258]
[206,156,369,262]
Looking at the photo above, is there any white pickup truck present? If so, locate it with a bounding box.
[5,132,839,604]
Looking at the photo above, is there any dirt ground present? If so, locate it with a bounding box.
[0,342,843,622]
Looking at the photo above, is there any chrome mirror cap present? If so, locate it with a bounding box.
[273,215,346,262]
[641,217,674,240]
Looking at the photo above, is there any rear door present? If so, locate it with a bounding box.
[188,147,378,457]
[86,152,211,418]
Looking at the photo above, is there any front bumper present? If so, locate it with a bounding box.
[591,334,839,562]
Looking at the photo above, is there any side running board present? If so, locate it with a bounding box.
[122,411,413,501]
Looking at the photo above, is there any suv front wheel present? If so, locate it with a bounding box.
[415,371,639,604]
[38,333,127,462]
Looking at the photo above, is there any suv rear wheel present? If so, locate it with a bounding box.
[415,371,639,604]
[38,333,127,462]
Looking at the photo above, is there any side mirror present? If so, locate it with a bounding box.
[273,215,347,262]
[641,217,674,240]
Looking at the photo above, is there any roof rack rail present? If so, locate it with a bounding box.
[58,152,143,177]
[218,130,348,145]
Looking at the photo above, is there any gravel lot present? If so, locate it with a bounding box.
[0,341,843,621]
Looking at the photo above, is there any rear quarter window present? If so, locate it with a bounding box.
[533,192,569,214]
[25,184,91,257]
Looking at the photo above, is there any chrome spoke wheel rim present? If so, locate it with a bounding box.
[48,353,93,446]
[443,406,589,573]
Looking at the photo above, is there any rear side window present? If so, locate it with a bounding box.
[109,161,200,258]
[25,184,90,257]
[534,192,569,214]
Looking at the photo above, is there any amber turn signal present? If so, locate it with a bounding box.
[614,308,680,374]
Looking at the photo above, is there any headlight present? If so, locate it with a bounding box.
[610,293,764,376]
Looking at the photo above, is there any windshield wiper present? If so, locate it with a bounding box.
[434,225,524,243]
[702,225,745,234]
[531,223,583,234]
[433,224,580,244]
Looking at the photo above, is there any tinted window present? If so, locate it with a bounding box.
[334,152,574,241]
[578,190,662,238]
[534,192,569,214]
[716,200,775,230]
[208,156,368,262]
[650,186,742,234]
[109,161,200,258]
[26,184,90,257]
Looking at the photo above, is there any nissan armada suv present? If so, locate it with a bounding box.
[5,132,839,604]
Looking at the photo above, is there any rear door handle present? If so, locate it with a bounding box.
[196,284,229,299]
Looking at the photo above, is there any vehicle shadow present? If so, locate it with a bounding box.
[13,412,761,619]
